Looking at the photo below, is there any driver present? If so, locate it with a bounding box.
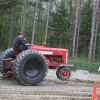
[14,32,28,51]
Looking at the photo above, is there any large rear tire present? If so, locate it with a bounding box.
[13,50,47,86]
[0,48,16,75]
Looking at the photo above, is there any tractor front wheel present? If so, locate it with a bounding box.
[56,67,71,81]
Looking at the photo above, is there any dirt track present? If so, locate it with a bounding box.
[0,69,100,100]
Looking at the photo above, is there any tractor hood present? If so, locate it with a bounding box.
[29,44,68,56]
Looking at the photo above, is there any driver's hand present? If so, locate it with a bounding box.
[26,43,30,45]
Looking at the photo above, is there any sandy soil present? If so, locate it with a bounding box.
[0,69,100,100]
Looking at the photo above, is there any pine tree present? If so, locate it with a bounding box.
[49,0,69,47]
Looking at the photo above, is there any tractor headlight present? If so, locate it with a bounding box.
[66,52,68,63]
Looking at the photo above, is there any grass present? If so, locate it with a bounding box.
[68,56,100,74]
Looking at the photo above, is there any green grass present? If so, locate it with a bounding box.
[68,56,100,74]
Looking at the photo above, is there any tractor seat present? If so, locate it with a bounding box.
[13,48,22,55]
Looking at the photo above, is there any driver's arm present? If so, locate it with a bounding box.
[20,38,26,46]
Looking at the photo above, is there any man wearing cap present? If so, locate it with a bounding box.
[14,32,28,51]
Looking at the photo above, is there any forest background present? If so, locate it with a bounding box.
[0,0,100,72]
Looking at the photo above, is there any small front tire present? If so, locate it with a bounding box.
[56,67,71,81]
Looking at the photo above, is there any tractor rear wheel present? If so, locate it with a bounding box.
[0,48,16,75]
[13,50,47,86]
[56,67,71,81]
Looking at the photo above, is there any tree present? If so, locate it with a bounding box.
[67,0,72,51]
[88,0,98,67]
[21,0,28,33]
[44,0,51,43]
[49,0,70,47]
[8,0,20,47]
[31,0,39,44]
[72,0,80,59]
[92,0,100,62]
[78,0,92,57]
[75,0,83,56]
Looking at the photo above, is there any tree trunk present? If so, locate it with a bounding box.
[72,0,80,59]
[31,0,39,44]
[75,0,82,56]
[67,0,72,50]
[92,0,100,62]
[21,0,27,33]
[44,0,51,43]
[0,12,4,41]
[88,0,97,68]
[8,4,15,48]
[69,0,72,25]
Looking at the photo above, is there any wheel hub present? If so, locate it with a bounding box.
[61,70,68,78]
[24,59,41,78]
[25,65,39,78]
[28,65,34,72]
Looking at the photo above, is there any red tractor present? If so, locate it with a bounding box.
[0,43,73,85]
